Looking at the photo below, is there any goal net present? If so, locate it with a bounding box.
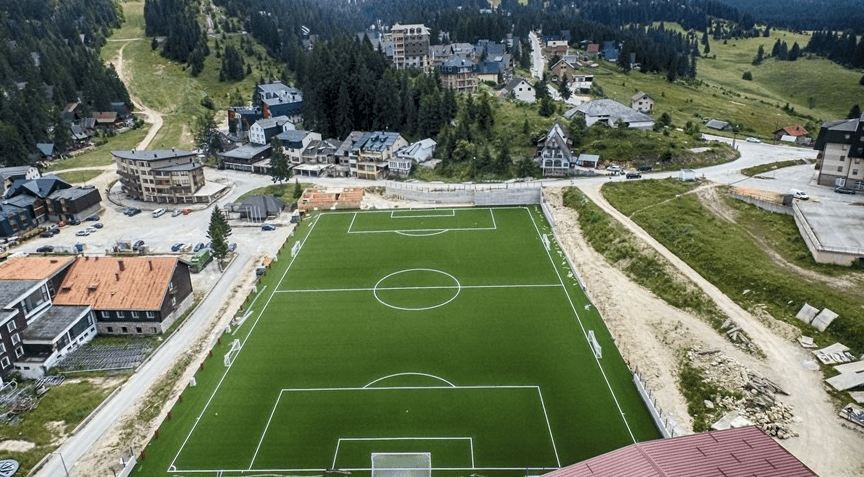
[371,453,431,477]
[587,330,602,359]
[224,339,242,367]
[291,241,302,257]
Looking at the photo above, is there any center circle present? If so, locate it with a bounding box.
[373,269,461,311]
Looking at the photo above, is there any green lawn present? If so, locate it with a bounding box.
[54,169,105,184]
[602,179,864,355]
[133,207,659,477]
[583,25,864,139]
[43,126,150,172]
[740,159,808,177]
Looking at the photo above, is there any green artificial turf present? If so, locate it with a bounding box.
[133,207,660,477]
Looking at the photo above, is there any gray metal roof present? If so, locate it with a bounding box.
[21,305,90,341]
[0,166,35,180]
[238,195,285,216]
[253,116,292,130]
[219,144,272,160]
[352,132,402,153]
[706,119,730,130]
[49,186,98,201]
[336,131,368,156]
[567,99,653,125]
[277,130,312,143]
[0,280,40,307]
[112,149,197,161]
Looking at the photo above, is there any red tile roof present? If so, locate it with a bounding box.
[0,257,75,281]
[587,43,600,53]
[778,126,808,137]
[541,427,818,477]
[53,256,178,311]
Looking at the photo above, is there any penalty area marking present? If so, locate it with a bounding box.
[347,209,497,235]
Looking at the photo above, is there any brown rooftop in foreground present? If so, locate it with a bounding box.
[542,426,818,477]
[0,256,75,281]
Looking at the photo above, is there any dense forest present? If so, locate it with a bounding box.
[715,0,864,34]
[805,31,864,69]
[201,0,734,83]
[0,0,131,165]
[144,0,208,74]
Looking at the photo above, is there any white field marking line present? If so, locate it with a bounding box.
[248,389,285,469]
[347,212,358,234]
[166,466,560,473]
[167,214,324,472]
[362,372,457,388]
[535,387,561,467]
[391,209,456,218]
[525,207,637,443]
[395,230,449,236]
[489,208,497,230]
[373,268,461,311]
[348,226,495,234]
[274,283,563,294]
[333,437,471,469]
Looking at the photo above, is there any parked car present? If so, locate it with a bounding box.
[92,223,103,229]
[606,165,622,174]
[626,172,642,179]
[834,186,856,195]
[261,224,276,231]
[789,189,809,200]
[39,231,54,238]
[68,218,81,226]
[36,245,54,253]
[125,207,141,216]
[152,208,167,218]
[228,243,237,252]
[171,209,183,217]
[85,215,100,221]
[746,137,761,143]
[75,230,90,236]
[85,227,97,234]
[637,164,653,172]
[193,242,205,252]
[132,240,145,251]
[256,267,266,276]
[171,243,185,252]
[182,208,193,215]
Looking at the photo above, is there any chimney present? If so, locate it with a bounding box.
[115,273,120,281]
[148,260,153,271]
[118,260,125,272]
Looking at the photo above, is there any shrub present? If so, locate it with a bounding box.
[742,71,753,81]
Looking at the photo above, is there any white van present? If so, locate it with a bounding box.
[153,208,167,218]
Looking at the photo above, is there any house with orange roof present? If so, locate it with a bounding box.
[53,256,193,336]
[774,125,809,143]
[0,256,95,380]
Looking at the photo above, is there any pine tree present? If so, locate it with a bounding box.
[293,178,303,199]
[269,137,290,183]
[789,42,801,61]
[207,206,231,267]
[849,105,862,119]
[753,45,765,65]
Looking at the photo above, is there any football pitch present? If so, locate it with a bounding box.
[137,206,660,477]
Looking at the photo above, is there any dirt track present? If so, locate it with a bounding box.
[544,185,864,477]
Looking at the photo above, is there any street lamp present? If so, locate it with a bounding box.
[51,451,71,477]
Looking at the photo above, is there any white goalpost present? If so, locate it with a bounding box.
[541,234,551,251]
[371,453,431,477]
[291,241,302,257]
[587,330,602,359]
[224,339,242,367]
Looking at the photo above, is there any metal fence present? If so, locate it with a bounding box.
[385,180,543,192]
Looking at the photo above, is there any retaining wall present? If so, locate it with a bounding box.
[730,193,793,216]
[385,182,542,206]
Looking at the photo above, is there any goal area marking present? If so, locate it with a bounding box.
[371,452,432,477]
[331,440,473,470]
[347,209,497,234]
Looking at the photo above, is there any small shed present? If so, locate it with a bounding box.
[679,169,697,181]
[705,120,731,131]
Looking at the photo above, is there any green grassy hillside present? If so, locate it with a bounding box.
[585,25,863,140]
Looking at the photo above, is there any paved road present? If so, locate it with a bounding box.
[35,134,831,476]
[529,31,544,80]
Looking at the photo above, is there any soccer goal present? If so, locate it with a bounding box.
[291,241,302,257]
[371,453,431,477]
[587,330,602,359]
[224,339,242,367]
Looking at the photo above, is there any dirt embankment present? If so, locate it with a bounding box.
[543,186,864,477]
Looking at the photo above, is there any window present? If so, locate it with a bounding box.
[0,343,5,354]
[14,347,23,358]
[101,311,110,318]
[169,281,174,291]
[117,311,125,318]
[146,311,155,319]
[0,357,8,368]
[6,321,15,332]
[11,333,19,345]
[172,296,177,306]
[838,166,844,172]
[121,327,128,333]
[107,327,113,333]
[131,311,139,319]
[854,169,860,176]
[136,327,142,334]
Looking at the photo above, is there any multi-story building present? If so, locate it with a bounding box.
[631,92,654,114]
[385,24,431,71]
[53,256,194,336]
[113,149,208,204]
[254,82,303,122]
[537,121,575,176]
[813,113,864,190]
[249,116,294,145]
[350,132,408,180]
[439,55,478,94]
[277,130,322,166]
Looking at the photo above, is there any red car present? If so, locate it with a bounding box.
[182,208,193,215]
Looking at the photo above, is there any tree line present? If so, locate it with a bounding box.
[0,0,131,165]
[806,31,864,70]
[145,0,208,73]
